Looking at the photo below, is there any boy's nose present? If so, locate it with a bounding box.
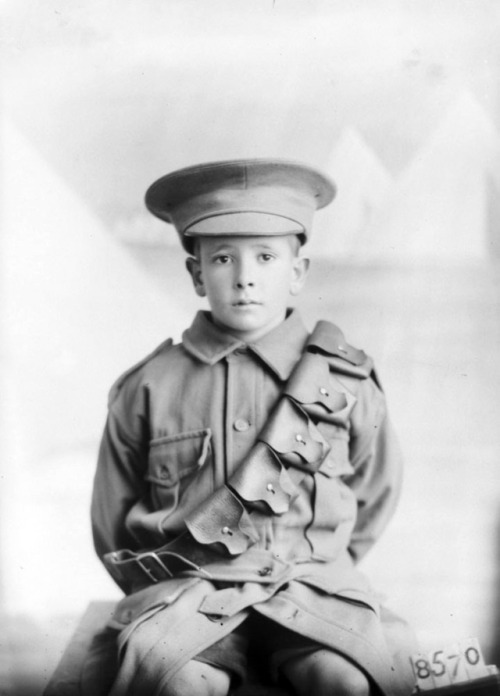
[235,279,255,289]
[235,261,255,289]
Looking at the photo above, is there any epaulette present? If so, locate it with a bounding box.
[107,337,174,406]
[306,320,374,379]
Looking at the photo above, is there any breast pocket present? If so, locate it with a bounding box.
[146,428,212,516]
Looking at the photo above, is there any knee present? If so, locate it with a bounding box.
[285,649,371,696]
[329,661,370,696]
[157,660,231,696]
[317,651,370,696]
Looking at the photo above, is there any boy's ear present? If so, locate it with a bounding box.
[185,257,206,297]
[289,254,310,296]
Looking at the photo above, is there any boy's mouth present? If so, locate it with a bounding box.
[233,300,260,307]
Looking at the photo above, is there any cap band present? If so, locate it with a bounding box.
[184,211,305,237]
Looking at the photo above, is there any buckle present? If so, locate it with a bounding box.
[135,552,172,583]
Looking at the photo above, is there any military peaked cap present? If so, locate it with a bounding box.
[145,158,336,252]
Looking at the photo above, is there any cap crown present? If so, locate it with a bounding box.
[145,158,336,251]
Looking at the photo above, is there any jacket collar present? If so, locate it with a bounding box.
[182,310,310,381]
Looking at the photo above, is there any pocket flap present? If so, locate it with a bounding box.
[147,429,211,486]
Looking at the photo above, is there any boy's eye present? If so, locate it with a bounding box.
[214,254,232,264]
[259,253,275,262]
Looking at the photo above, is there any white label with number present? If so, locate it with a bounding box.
[429,649,451,688]
[459,637,488,681]
[411,637,490,690]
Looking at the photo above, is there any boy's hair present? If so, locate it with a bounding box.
[189,234,302,260]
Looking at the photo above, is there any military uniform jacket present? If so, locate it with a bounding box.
[91,310,415,695]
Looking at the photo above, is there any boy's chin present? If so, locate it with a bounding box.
[217,316,286,341]
[222,320,268,335]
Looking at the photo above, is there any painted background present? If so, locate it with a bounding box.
[1,0,500,692]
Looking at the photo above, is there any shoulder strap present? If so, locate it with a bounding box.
[108,338,174,405]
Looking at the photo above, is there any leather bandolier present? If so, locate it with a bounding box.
[103,320,374,590]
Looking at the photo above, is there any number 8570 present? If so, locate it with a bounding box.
[413,647,481,681]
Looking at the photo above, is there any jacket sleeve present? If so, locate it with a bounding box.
[345,373,403,563]
[91,375,150,566]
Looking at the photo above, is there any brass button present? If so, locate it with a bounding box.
[234,418,250,432]
[338,345,348,353]
[221,526,233,535]
[295,434,306,444]
[319,387,329,396]
[266,483,276,494]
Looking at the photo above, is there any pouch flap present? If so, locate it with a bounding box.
[229,443,297,514]
[307,320,367,366]
[285,353,347,411]
[260,399,330,472]
[185,485,259,555]
[317,435,354,478]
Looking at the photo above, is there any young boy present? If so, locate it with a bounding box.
[90,159,416,696]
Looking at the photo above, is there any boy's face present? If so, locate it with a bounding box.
[186,235,309,343]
